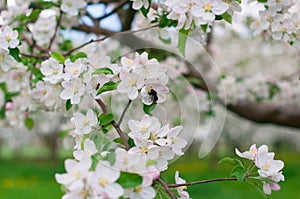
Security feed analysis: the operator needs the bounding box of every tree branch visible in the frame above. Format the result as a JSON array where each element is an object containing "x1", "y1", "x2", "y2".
[
  {"x1": 168, "y1": 177, "x2": 237, "y2": 188},
  {"x1": 156, "y1": 178, "x2": 177, "y2": 199},
  {"x1": 48, "y1": 11, "x2": 63, "y2": 50},
  {"x1": 95, "y1": 98, "x2": 130, "y2": 150},
  {"x1": 118, "y1": 100, "x2": 132, "y2": 126},
  {"x1": 98, "y1": 0, "x2": 129, "y2": 21}
]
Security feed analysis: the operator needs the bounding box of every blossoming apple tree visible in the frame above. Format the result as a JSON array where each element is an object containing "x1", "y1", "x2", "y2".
[{"x1": 0, "y1": 0, "x2": 297, "y2": 198}]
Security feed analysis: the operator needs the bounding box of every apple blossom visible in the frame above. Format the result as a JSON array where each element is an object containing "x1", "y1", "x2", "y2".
[
  {"x1": 175, "y1": 171, "x2": 190, "y2": 199},
  {"x1": 41, "y1": 58, "x2": 64, "y2": 84},
  {"x1": 0, "y1": 26, "x2": 19, "y2": 48},
  {"x1": 61, "y1": 0, "x2": 87, "y2": 17},
  {"x1": 131, "y1": 0, "x2": 150, "y2": 10},
  {"x1": 87, "y1": 162, "x2": 124, "y2": 199},
  {"x1": 60, "y1": 78, "x2": 85, "y2": 104},
  {"x1": 0, "y1": 48, "x2": 14, "y2": 72},
  {"x1": 70, "y1": 109, "x2": 98, "y2": 135}
]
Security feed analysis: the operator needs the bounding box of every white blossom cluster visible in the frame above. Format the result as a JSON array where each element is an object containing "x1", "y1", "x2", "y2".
[
  {"x1": 131, "y1": 0, "x2": 242, "y2": 31},
  {"x1": 250, "y1": 0, "x2": 300, "y2": 49},
  {"x1": 0, "y1": 26, "x2": 18, "y2": 72},
  {"x1": 117, "y1": 52, "x2": 169, "y2": 105},
  {"x1": 218, "y1": 74, "x2": 300, "y2": 107},
  {"x1": 236, "y1": 144, "x2": 285, "y2": 195},
  {"x1": 56, "y1": 112, "x2": 188, "y2": 199}
]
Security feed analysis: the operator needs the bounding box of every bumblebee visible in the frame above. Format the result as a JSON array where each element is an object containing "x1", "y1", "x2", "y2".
[{"x1": 148, "y1": 89, "x2": 158, "y2": 102}]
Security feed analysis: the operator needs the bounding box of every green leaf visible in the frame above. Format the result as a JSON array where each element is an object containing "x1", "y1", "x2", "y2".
[
  {"x1": 117, "y1": 172, "x2": 143, "y2": 188},
  {"x1": 70, "y1": 52, "x2": 87, "y2": 62},
  {"x1": 92, "y1": 68, "x2": 114, "y2": 75},
  {"x1": 28, "y1": 9, "x2": 41, "y2": 21},
  {"x1": 219, "y1": 157, "x2": 244, "y2": 167},
  {"x1": 128, "y1": 137, "x2": 135, "y2": 148},
  {"x1": 177, "y1": 28, "x2": 189, "y2": 57},
  {"x1": 201, "y1": 24, "x2": 208, "y2": 33},
  {"x1": 221, "y1": 12, "x2": 232, "y2": 24},
  {"x1": 231, "y1": 165, "x2": 247, "y2": 182},
  {"x1": 143, "y1": 103, "x2": 156, "y2": 115},
  {"x1": 140, "y1": 0, "x2": 151, "y2": 18},
  {"x1": 24, "y1": 117, "x2": 34, "y2": 131},
  {"x1": 50, "y1": 51, "x2": 65, "y2": 64},
  {"x1": 9, "y1": 48, "x2": 21, "y2": 62},
  {"x1": 99, "y1": 113, "x2": 114, "y2": 126},
  {"x1": 66, "y1": 99, "x2": 72, "y2": 111},
  {"x1": 96, "y1": 81, "x2": 119, "y2": 95}
]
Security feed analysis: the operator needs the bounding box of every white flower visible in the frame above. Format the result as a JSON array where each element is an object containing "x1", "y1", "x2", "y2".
[
  {"x1": 63, "y1": 58, "x2": 86, "y2": 81},
  {"x1": 55, "y1": 155, "x2": 91, "y2": 191},
  {"x1": 114, "y1": 148, "x2": 147, "y2": 173},
  {"x1": 128, "y1": 114, "x2": 161, "y2": 140},
  {"x1": 235, "y1": 144, "x2": 258, "y2": 160},
  {"x1": 175, "y1": 171, "x2": 190, "y2": 199},
  {"x1": 41, "y1": 58, "x2": 64, "y2": 84},
  {"x1": 166, "y1": 126, "x2": 187, "y2": 155},
  {"x1": 61, "y1": 0, "x2": 87, "y2": 17},
  {"x1": 124, "y1": 185, "x2": 156, "y2": 199},
  {"x1": 263, "y1": 182, "x2": 281, "y2": 195},
  {"x1": 0, "y1": 48, "x2": 15, "y2": 72},
  {"x1": 117, "y1": 72, "x2": 144, "y2": 100},
  {"x1": 148, "y1": 146, "x2": 175, "y2": 171},
  {"x1": 60, "y1": 78, "x2": 85, "y2": 104},
  {"x1": 140, "y1": 83, "x2": 169, "y2": 105},
  {"x1": 71, "y1": 109, "x2": 98, "y2": 135},
  {"x1": 0, "y1": 26, "x2": 19, "y2": 48},
  {"x1": 83, "y1": 139, "x2": 98, "y2": 156},
  {"x1": 32, "y1": 81, "x2": 56, "y2": 108},
  {"x1": 191, "y1": 0, "x2": 229, "y2": 24},
  {"x1": 87, "y1": 161, "x2": 123, "y2": 198},
  {"x1": 131, "y1": 0, "x2": 150, "y2": 10}
]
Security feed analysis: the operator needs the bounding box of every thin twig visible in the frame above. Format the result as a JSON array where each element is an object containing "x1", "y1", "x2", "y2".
[
  {"x1": 21, "y1": 33, "x2": 49, "y2": 53},
  {"x1": 167, "y1": 177, "x2": 238, "y2": 188},
  {"x1": 48, "y1": 11, "x2": 63, "y2": 50},
  {"x1": 98, "y1": 0, "x2": 129, "y2": 20},
  {"x1": 118, "y1": 100, "x2": 132, "y2": 126},
  {"x1": 20, "y1": 53, "x2": 49, "y2": 60},
  {"x1": 64, "y1": 23, "x2": 159, "y2": 56},
  {"x1": 157, "y1": 178, "x2": 177, "y2": 199},
  {"x1": 95, "y1": 98, "x2": 130, "y2": 150}
]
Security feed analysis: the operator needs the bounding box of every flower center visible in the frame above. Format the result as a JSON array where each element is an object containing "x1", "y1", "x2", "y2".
[
  {"x1": 204, "y1": 4, "x2": 212, "y2": 12},
  {"x1": 0, "y1": 54, "x2": 4, "y2": 61},
  {"x1": 6, "y1": 35, "x2": 11, "y2": 42},
  {"x1": 128, "y1": 78, "x2": 137, "y2": 87},
  {"x1": 99, "y1": 178, "x2": 108, "y2": 187},
  {"x1": 140, "y1": 147, "x2": 148, "y2": 154},
  {"x1": 134, "y1": 186, "x2": 143, "y2": 193}
]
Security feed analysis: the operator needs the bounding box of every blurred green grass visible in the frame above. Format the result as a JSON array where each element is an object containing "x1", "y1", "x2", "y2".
[{"x1": 0, "y1": 151, "x2": 299, "y2": 199}]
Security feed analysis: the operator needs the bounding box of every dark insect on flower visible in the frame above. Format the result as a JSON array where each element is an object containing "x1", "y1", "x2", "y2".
[{"x1": 148, "y1": 89, "x2": 158, "y2": 102}]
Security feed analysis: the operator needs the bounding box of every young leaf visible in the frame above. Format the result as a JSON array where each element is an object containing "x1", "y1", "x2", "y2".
[
  {"x1": 117, "y1": 172, "x2": 143, "y2": 188},
  {"x1": 221, "y1": 12, "x2": 232, "y2": 24},
  {"x1": 140, "y1": 0, "x2": 151, "y2": 17},
  {"x1": 99, "y1": 113, "x2": 115, "y2": 126},
  {"x1": 92, "y1": 68, "x2": 114, "y2": 75},
  {"x1": 50, "y1": 51, "x2": 65, "y2": 64},
  {"x1": 96, "y1": 81, "x2": 119, "y2": 95},
  {"x1": 231, "y1": 165, "x2": 247, "y2": 182},
  {"x1": 70, "y1": 52, "x2": 87, "y2": 62},
  {"x1": 219, "y1": 157, "x2": 244, "y2": 167},
  {"x1": 9, "y1": 48, "x2": 21, "y2": 62},
  {"x1": 178, "y1": 28, "x2": 189, "y2": 57},
  {"x1": 66, "y1": 99, "x2": 72, "y2": 111},
  {"x1": 143, "y1": 103, "x2": 156, "y2": 115},
  {"x1": 24, "y1": 117, "x2": 34, "y2": 131}
]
